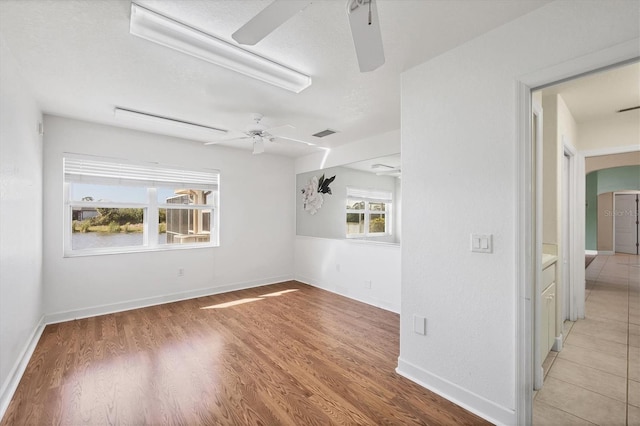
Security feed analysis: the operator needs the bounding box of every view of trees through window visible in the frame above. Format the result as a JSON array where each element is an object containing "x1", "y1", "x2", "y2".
[
  {"x1": 70, "y1": 188, "x2": 213, "y2": 251},
  {"x1": 346, "y1": 199, "x2": 387, "y2": 236}
]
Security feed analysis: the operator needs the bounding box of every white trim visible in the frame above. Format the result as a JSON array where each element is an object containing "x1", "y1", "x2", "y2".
[
  {"x1": 597, "y1": 250, "x2": 615, "y2": 256},
  {"x1": 575, "y1": 152, "x2": 586, "y2": 319},
  {"x1": 515, "y1": 40, "x2": 639, "y2": 425},
  {"x1": 585, "y1": 249, "x2": 598, "y2": 255},
  {"x1": 515, "y1": 80, "x2": 534, "y2": 425},
  {"x1": 563, "y1": 139, "x2": 581, "y2": 322},
  {"x1": 552, "y1": 335, "x2": 563, "y2": 352},
  {"x1": 0, "y1": 316, "x2": 46, "y2": 420},
  {"x1": 532, "y1": 99, "x2": 544, "y2": 391},
  {"x1": 295, "y1": 273, "x2": 400, "y2": 313},
  {"x1": 44, "y1": 275, "x2": 293, "y2": 325},
  {"x1": 396, "y1": 358, "x2": 514, "y2": 426}
]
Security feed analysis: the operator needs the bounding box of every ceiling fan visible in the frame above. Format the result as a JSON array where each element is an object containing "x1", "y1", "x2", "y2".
[
  {"x1": 204, "y1": 113, "x2": 315, "y2": 154},
  {"x1": 231, "y1": 0, "x2": 385, "y2": 72}
]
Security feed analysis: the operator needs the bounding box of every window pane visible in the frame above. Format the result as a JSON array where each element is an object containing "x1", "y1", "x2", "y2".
[
  {"x1": 347, "y1": 199, "x2": 365, "y2": 210},
  {"x1": 71, "y1": 207, "x2": 145, "y2": 250},
  {"x1": 370, "y1": 202, "x2": 386, "y2": 211},
  {"x1": 346, "y1": 212, "x2": 365, "y2": 234},
  {"x1": 369, "y1": 213, "x2": 386, "y2": 233},
  {"x1": 158, "y1": 188, "x2": 214, "y2": 205},
  {"x1": 70, "y1": 183, "x2": 147, "y2": 203},
  {"x1": 160, "y1": 208, "x2": 212, "y2": 245}
]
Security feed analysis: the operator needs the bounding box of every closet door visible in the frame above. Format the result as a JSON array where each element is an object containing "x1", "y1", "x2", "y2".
[{"x1": 615, "y1": 194, "x2": 639, "y2": 255}]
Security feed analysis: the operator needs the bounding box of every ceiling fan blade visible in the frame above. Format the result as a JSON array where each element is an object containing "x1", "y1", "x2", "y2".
[
  {"x1": 232, "y1": 0, "x2": 312, "y2": 45},
  {"x1": 347, "y1": 0, "x2": 385, "y2": 72},
  {"x1": 266, "y1": 124, "x2": 317, "y2": 146},
  {"x1": 203, "y1": 136, "x2": 249, "y2": 145}
]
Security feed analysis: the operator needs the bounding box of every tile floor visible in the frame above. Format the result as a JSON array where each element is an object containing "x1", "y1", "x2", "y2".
[{"x1": 534, "y1": 254, "x2": 640, "y2": 425}]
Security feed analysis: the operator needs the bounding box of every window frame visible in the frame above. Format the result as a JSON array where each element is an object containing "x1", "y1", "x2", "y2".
[
  {"x1": 63, "y1": 155, "x2": 219, "y2": 257},
  {"x1": 345, "y1": 187, "x2": 392, "y2": 239}
]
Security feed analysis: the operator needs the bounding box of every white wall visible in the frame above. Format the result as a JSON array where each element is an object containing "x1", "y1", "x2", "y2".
[
  {"x1": 578, "y1": 111, "x2": 640, "y2": 152},
  {"x1": 294, "y1": 236, "x2": 401, "y2": 313},
  {"x1": 294, "y1": 129, "x2": 402, "y2": 312},
  {"x1": 42, "y1": 116, "x2": 295, "y2": 320},
  {"x1": 399, "y1": 1, "x2": 639, "y2": 424},
  {"x1": 0, "y1": 37, "x2": 44, "y2": 415}
]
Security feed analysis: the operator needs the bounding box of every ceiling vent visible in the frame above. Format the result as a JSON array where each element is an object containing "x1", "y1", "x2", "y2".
[
  {"x1": 312, "y1": 129, "x2": 338, "y2": 138},
  {"x1": 618, "y1": 106, "x2": 640, "y2": 113}
]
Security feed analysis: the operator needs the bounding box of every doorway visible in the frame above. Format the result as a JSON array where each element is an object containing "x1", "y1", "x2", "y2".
[
  {"x1": 516, "y1": 51, "x2": 640, "y2": 424},
  {"x1": 614, "y1": 193, "x2": 640, "y2": 254}
]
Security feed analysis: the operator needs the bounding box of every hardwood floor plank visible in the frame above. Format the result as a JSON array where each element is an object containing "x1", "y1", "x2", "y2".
[{"x1": 1, "y1": 281, "x2": 489, "y2": 425}]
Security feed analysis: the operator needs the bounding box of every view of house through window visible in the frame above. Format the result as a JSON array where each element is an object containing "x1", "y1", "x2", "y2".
[
  {"x1": 346, "y1": 188, "x2": 392, "y2": 238},
  {"x1": 64, "y1": 156, "x2": 219, "y2": 255}
]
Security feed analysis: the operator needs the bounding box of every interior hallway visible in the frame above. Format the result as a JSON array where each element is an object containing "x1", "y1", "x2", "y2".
[{"x1": 534, "y1": 254, "x2": 640, "y2": 425}]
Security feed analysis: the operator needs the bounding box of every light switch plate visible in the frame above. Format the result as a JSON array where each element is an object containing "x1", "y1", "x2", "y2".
[{"x1": 471, "y1": 234, "x2": 493, "y2": 253}]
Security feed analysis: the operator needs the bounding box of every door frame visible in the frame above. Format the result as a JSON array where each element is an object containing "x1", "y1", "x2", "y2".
[
  {"x1": 514, "y1": 40, "x2": 639, "y2": 425},
  {"x1": 562, "y1": 140, "x2": 578, "y2": 323}
]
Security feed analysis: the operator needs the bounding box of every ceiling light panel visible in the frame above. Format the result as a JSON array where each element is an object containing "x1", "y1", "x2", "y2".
[
  {"x1": 114, "y1": 107, "x2": 228, "y2": 142},
  {"x1": 129, "y1": 3, "x2": 312, "y2": 93}
]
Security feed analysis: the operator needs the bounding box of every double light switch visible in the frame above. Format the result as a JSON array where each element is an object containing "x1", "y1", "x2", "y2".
[{"x1": 471, "y1": 234, "x2": 493, "y2": 253}]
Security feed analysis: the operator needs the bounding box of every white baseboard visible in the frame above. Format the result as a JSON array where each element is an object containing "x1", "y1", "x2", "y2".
[
  {"x1": 396, "y1": 357, "x2": 514, "y2": 426},
  {"x1": 553, "y1": 335, "x2": 563, "y2": 352},
  {"x1": 0, "y1": 316, "x2": 45, "y2": 420},
  {"x1": 598, "y1": 250, "x2": 615, "y2": 256},
  {"x1": 44, "y1": 275, "x2": 294, "y2": 324},
  {"x1": 585, "y1": 250, "x2": 598, "y2": 255},
  {"x1": 294, "y1": 274, "x2": 400, "y2": 313}
]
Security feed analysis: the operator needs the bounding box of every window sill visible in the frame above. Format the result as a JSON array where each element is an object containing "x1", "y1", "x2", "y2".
[{"x1": 64, "y1": 243, "x2": 218, "y2": 258}]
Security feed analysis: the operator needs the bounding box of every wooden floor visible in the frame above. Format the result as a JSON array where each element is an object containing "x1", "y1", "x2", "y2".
[{"x1": 2, "y1": 281, "x2": 488, "y2": 425}]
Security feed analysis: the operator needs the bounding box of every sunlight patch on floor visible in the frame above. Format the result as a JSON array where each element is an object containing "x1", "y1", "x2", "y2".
[{"x1": 200, "y1": 289, "x2": 299, "y2": 309}]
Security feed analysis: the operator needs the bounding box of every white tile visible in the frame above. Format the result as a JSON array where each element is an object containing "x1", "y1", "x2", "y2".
[
  {"x1": 547, "y1": 358, "x2": 627, "y2": 402},
  {"x1": 571, "y1": 317, "x2": 628, "y2": 345},
  {"x1": 536, "y1": 377, "x2": 626, "y2": 425},
  {"x1": 563, "y1": 332, "x2": 628, "y2": 358},
  {"x1": 629, "y1": 380, "x2": 640, "y2": 408},
  {"x1": 629, "y1": 404, "x2": 640, "y2": 426},
  {"x1": 533, "y1": 400, "x2": 595, "y2": 425},
  {"x1": 557, "y1": 344, "x2": 627, "y2": 378}
]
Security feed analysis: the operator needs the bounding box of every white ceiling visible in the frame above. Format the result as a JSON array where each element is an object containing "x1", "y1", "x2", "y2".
[
  {"x1": 0, "y1": 0, "x2": 551, "y2": 157},
  {"x1": 343, "y1": 153, "x2": 401, "y2": 174},
  {"x1": 540, "y1": 61, "x2": 640, "y2": 123}
]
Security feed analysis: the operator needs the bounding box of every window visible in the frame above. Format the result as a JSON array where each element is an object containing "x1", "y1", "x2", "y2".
[
  {"x1": 346, "y1": 187, "x2": 392, "y2": 238},
  {"x1": 64, "y1": 155, "x2": 219, "y2": 256}
]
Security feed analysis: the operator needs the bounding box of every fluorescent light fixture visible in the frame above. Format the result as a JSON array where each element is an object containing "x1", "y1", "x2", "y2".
[
  {"x1": 114, "y1": 107, "x2": 228, "y2": 139},
  {"x1": 129, "y1": 3, "x2": 312, "y2": 93}
]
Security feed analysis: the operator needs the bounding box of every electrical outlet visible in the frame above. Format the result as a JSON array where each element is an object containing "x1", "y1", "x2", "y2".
[{"x1": 177, "y1": 268, "x2": 184, "y2": 277}]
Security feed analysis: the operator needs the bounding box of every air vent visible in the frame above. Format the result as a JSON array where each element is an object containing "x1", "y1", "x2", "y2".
[
  {"x1": 312, "y1": 129, "x2": 338, "y2": 138},
  {"x1": 618, "y1": 106, "x2": 640, "y2": 113}
]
